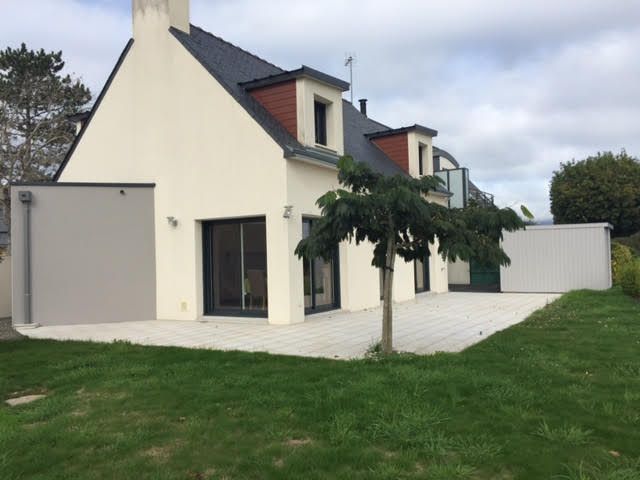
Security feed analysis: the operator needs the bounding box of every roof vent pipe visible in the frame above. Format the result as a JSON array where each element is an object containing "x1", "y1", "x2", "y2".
[{"x1": 358, "y1": 98, "x2": 367, "y2": 116}]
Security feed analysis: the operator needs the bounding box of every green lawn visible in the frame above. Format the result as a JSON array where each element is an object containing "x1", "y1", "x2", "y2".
[{"x1": 1, "y1": 289, "x2": 639, "y2": 480}]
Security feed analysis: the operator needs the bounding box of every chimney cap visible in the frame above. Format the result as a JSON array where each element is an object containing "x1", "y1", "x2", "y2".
[{"x1": 358, "y1": 98, "x2": 368, "y2": 116}]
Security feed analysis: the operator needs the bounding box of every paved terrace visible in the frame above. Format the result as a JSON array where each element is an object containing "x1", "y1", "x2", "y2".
[{"x1": 18, "y1": 292, "x2": 559, "y2": 359}]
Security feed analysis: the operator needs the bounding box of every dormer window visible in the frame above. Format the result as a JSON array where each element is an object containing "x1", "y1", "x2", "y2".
[
  {"x1": 242, "y1": 66, "x2": 348, "y2": 154},
  {"x1": 366, "y1": 125, "x2": 437, "y2": 177},
  {"x1": 314, "y1": 100, "x2": 328, "y2": 146}
]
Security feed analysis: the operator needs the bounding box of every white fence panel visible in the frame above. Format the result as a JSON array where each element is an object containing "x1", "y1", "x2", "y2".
[{"x1": 500, "y1": 223, "x2": 612, "y2": 293}]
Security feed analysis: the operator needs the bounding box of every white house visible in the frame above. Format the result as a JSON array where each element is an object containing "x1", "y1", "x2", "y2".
[{"x1": 11, "y1": 0, "x2": 471, "y2": 327}]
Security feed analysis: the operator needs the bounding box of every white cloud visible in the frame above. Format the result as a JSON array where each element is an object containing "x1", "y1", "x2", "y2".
[
  {"x1": 2, "y1": 0, "x2": 129, "y2": 91},
  {"x1": 3, "y1": 0, "x2": 639, "y2": 220}
]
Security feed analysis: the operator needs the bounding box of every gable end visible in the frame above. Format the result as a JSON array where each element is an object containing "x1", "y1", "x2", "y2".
[{"x1": 54, "y1": 39, "x2": 135, "y2": 181}]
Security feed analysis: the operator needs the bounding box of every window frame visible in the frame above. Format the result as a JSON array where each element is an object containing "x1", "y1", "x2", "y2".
[
  {"x1": 202, "y1": 216, "x2": 268, "y2": 318},
  {"x1": 414, "y1": 255, "x2": 430, "y2": 293},
  {"x1": 314, "y1": 100, "x2": 328, "y2": 146},
  {"x1": 302, "y1": 217, "x2": 341, "y2": 314}
]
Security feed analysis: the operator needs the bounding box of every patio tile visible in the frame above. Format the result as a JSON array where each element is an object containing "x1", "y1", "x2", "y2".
[{"x1": 18, "y1": 292, "x2": 559, "y2": 359}]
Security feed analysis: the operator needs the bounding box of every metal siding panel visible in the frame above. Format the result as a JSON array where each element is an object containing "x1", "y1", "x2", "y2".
[{"x1": 500, "y1": 224, "x2": 611, "y2": 293}]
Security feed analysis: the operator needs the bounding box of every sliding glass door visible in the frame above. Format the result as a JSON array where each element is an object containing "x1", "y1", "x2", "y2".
[
  {"x1": 302, "y1": 218, "x2": 340, "y2": 313},
  {"x1": 203, "y1": 218, "x2": 267, "y2": 317},
  {"x1": 415, "y1": 255, "x2": 430, "y2": 293}
]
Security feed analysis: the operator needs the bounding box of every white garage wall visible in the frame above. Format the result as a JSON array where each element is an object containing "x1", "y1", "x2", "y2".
[{"x1": 500, "y1": 223, "x2": 612, "y2": 293}]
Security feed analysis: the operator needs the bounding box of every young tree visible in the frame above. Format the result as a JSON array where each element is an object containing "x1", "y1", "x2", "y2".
[
  {"x1": 295, "y1": 156, "x2": 524, "y2": 354},
  {"x1": 550, "y1": 150, "x2": 640, "y2": 237},
  {"x1": 0, "y1": 43, "x2": 91, "y2": 242}
]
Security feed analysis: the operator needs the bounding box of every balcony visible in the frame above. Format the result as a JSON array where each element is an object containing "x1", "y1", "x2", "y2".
[
  {"x1": 468, "y1": 183, "x2": 494, "y2": 208},
  {"x1": 434, "y1": 168, "x2": 494, "y2": 209}
]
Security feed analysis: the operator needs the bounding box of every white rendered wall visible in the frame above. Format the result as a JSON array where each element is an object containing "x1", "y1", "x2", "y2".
[
  {"x1": 296, "y1": 78, "x2": 344, "y2": 154},
  {"x1": 59, "y1": 15, "x2": 290, "y2": 322},
  {"x1": 408, "y1": 131, "x2": 434, "y2": 177}
]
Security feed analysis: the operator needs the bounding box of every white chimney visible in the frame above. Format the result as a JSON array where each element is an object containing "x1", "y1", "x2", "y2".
[{"x1": 133, "y1": 0, "x2": 190, "y2": 39}]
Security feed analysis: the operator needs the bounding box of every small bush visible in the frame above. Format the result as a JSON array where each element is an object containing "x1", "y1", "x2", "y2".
[
  {"x1": 611, "y1": 242, "x2": 635, "y2": 285},
  {"x1": 615, "y1": 231, "x2": 640, "y2": 255},
  {"x1": 619, "y1": 259, "x2": 640, "y2": 299}
]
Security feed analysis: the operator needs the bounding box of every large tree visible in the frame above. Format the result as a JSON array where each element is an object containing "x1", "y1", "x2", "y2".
[
  {"x1": 0, "y1": 43, "x2": 91, "y2": 243},
  {"x1": 550, "y1": 150, "x2": 640, "y2": 237},
  {"x1": 295, "y1": 156, "x2": 524, "y2": 354}
]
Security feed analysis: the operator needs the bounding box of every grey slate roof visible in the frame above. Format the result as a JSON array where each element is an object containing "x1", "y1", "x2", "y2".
[
  {"x1": 342, "y1": 100, "x2": 406, "y2": 176},
  {"x1": 171, "y1": 24, "x2": 425, "y2": 178}
]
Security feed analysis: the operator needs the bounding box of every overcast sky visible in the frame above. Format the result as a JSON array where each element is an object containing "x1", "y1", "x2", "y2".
[{"x1": 3, "y1": 0, "x2": 639, "y2": 219}]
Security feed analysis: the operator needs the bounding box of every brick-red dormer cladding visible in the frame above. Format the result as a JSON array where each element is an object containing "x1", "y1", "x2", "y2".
[
  {"x1": 248, "y1": 80, "x2": 297, "y2": 139},
  {"x1": 371, "y1": 133, "x2": 409, "y2": 172}
]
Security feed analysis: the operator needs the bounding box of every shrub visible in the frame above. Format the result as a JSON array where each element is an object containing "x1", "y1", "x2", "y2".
[
  {"x1": 611, "y1": 242, "x2": 635, "y2": 285},
  {"x1": 616, "y1": 231, "x2": 640, "y2": 256},
  {"x1": 619, "y1": 259, "x2": 640, "y2": 299}
]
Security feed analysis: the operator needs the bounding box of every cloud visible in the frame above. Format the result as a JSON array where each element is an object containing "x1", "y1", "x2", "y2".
[
  {"x1": 2, "y1": 0, "x2": 129, "y2": 91},
  {"x1": 3, "y1": 0, "x2": 639, "y2": 219}
]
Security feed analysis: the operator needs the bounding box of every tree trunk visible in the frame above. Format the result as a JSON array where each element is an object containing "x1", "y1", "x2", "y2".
[{"x1": 381, "y1": 235, "x2": 397, "y2": 354}]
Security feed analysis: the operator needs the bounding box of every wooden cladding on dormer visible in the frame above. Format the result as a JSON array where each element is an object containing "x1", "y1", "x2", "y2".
[
  {"x1": 248, "y1": 80, "x2": 297, "y2": 139},
  {"x1": 371, "y1": 133, "x2": 409, "y2": 172}
]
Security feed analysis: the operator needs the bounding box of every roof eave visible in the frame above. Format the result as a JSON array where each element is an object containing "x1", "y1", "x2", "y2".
[
  {"x1": 365, "y1": 124, "x2": 438, "y2": 140},
  {"x1": 430, "y1": 189, "x2": 453, "y2": 198},
  {"x1": 283, "y1": 146, "x2": 340, "y2": 169},
  {"x1": 241, "y1": 65, "x2": 350, "y2": 92}
]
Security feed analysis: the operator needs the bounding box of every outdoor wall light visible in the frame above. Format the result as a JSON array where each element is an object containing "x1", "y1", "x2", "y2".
[
  {"x1": 167, "y1": 216, "x2": 178, "y2": 227},
  {"x1": 283, "y1": 205, "x2": 293, "y2": 219}
]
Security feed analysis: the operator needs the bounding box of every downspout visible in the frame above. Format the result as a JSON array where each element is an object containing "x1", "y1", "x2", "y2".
[{"x1": 18, "y1": 191, "x2": 33, "y2": 325}]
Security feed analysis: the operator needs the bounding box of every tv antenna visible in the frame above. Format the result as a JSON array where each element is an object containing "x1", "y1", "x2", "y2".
[{"x1": 344, "y1": 53, "x2": 356, "y2": 103}]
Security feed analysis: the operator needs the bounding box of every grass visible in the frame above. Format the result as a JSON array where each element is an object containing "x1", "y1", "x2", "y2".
[{"x1": 0, "y1": 289, "x2": 639, "y2": 479}]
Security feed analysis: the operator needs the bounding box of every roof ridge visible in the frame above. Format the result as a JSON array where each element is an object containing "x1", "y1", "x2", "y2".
[{"x1": 189, "y1": 24, "x2": 284, "y2": 73}]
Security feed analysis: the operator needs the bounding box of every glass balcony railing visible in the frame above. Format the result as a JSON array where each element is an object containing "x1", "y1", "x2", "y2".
[{"x1": 435, "y1": 168, "x2": 494, "y2": 209}]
